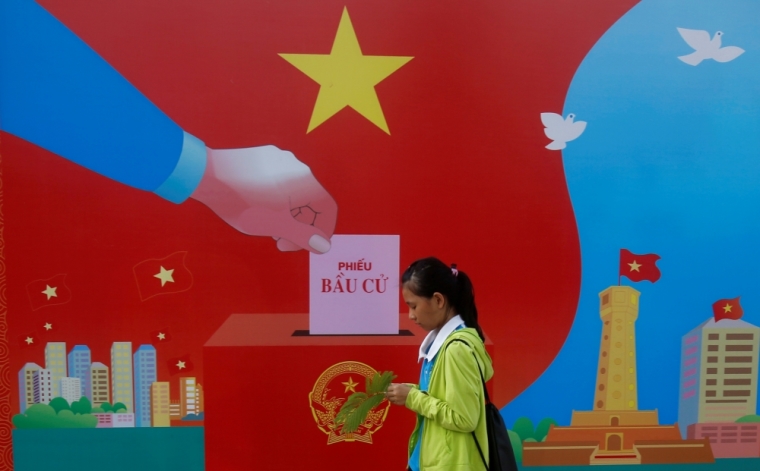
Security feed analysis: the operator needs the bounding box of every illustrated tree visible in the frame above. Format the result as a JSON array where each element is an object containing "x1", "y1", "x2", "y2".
[
  {"x1": 12, "y1": 403, "x2": 97, "y2": 429},
  {"x1": 737, "y1": 415, "x2": 760, "y2": 422},
  {"x1": 113, "y1": 402, "x2": 127, "y2": 413},
  {"x1": 534, "y1": 417, "x2": 558, "y2": 442},
  {"x1": 71, "y1": 396, "x2": 92, "y2": 415},
  {"x1": 512, "y1": 416, "x2": 535, "y2": 442},
  {"x1": 508, "y1": 430, "x2": 523, "y2": 463},
  {"x1": 49, "y1": 397, "x2": 71, "y2": 414}
]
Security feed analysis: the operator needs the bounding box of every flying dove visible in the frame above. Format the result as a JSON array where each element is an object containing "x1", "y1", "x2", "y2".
[
  {"x1": 541, "y1": 113, "x2": 586, "y2": 150},
  {"x1": 677, "y1": 28, "x2": 744, "y2": 66}
]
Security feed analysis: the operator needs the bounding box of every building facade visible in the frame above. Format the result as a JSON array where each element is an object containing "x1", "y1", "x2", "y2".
[
  {"x1": 44, "y1": 342, "x2": 66, "y2": 398},
  {"x1": 180, "y1": 377, "x2": 197, "y2": 417},
  {"x1": 678, "y1": 318, "x2": 759, "y2": 436},
  {"x1": 18, "y1": 363, "x2": 41, "y2": 413},
  {"x1": 67, "y1": 345, "x2": 92, "y2": 400},
  {"x1": 32, "y1": 369, "x2": 53, "y2": 405},
  {"x1": 133, "y1": 345, "x2": 157, "y2": 427},
  {"x1": 90, "y1": 362, "x2": 110, "y2": 407},
  {"x1": 151, "y1": 382, "x2": 171, "y2": 427},
  {"x1": 111, "y1": 342, "x2": 134, "y2": 412},
  {"x1": 60, "y1": 377, "x2": 82, "y2": 405}
]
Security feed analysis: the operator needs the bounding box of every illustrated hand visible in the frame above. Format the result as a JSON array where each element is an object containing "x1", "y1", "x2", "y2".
[
  {"x1": 191, "y1": 145, "x2": 337, "y2": 253},
  {"x1": 385, "y1": 383, "x2": 412, "y2": 406}
]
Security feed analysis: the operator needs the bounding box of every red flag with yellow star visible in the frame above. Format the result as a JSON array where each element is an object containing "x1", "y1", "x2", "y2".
[
  {"x1": 25, "y1": 274, "x2": 72, "y2": 310},
  {"x1": 167, "y1": 354, "x2": 194, "y2": 375},
  {"x1": 712, "y1": 297, "x2": 743, "y2": 322},
  {"x1": 619, "y1": 249, "x2": 661, "y2": 283},
  {"x1": 133, "y1": 252, "x2": 193, "y2": 301}
]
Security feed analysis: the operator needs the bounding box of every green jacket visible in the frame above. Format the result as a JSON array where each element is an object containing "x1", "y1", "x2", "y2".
[{"x1": 405, "y1": 328, "x2": 494, "y2": 471}]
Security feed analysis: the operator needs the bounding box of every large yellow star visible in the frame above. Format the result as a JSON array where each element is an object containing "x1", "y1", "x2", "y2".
[
  {"x1": 280, "y1": 7, "x2": 413, "y2": 134},
  {"x1": 628, "y1": 261, "x2": 642, "y2": 272},
  {"x1": 723, "y1": 303, "x2": 733, "y2": 313},
  {"x1": 154, "y1": 266, "x2": 175, "y2": 287},
  {"x1": 342, "y1": 376, "x2": 359, "y2": 393},
  {"x1": 42, "y1": 285, "x2": 58, "y2": 300}
]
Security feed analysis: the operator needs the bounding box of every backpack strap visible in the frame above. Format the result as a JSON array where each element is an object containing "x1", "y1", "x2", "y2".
[{"x1": 445, "y1": 338, "x2": 490, "y2": 471}]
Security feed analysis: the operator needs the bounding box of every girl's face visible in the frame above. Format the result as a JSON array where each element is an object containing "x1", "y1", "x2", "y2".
[{"x1": 402, "y1": 284, "x2": 449, "y2": 332}]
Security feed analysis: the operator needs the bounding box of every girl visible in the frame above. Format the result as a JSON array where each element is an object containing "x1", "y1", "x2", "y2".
[{"x1": 386, "y1": 257, "x2": 493, "y2": 471}]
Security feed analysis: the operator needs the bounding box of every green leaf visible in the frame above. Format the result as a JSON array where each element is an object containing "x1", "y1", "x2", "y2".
[
  {"x1": 340, "y1": 394, "x2": 385, "y2": 433},
  {"x1": 333, "y1": 370, "x2": 396, "y2": 433}
]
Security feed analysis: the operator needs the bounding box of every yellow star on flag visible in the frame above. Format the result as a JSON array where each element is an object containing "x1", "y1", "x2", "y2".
[
  {"x1": 342, "y1": 376, "x2": 359, "y2": 393},
  {"x1": 154, "y1": 266, "x2": 175, "y2": 287},
  {"x1": 723, "y1": 303, "x2": 733, "y2": 313},
  {"x1": 25, "y1": 336, "x2": 34, "y2": 345},
  {"x1": 280, "y1": 7, "x2": 413, "y2": 134},
  {"x1": 628, "y1": 260, "x2": 642, "y2": 272},
  {"x1": 42, "y1": 285, "x2": 58, "y2": 300},
  {"x1": 157, "y1": 332, "x2": 166, "y2": 340},
  {"x1": 176, "y1": 360, "x2": 186, "y2": 370},
  {"x1": 44, "y1": 323, "x2": 53, "y2": 331}
]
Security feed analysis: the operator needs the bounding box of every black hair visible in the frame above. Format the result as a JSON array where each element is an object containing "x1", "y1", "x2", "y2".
[{"x1": 401, "y1": 257, "x2": 485, "y2": 341}]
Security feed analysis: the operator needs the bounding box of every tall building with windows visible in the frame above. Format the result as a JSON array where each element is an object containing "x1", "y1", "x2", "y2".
[
  {"x1": 180, "y1": 377, "x2": 197, "y2": 417},
  {"x1": 133, "y1": 345, "x2": 157, "y2": 427},
  {"x1": 678, "y1": 317, "x2": 759, "y2": 436},
  {"x1": 60, "y1": 377, "x2": 82, "y2": 405},
  {"x1": 111, "y1": 342, "x2": 134, "y2": 412},
  {"x1": 67, "y1": 345, "x2": 92, "y2": 400},
  {"x1": 44, "y1": 342, "x2": 66, "y2": 398},
  {"x1": 32, "y1": 369, "x2": 53, "y2": 405},
  {"x1": 195, "y1": 383, "x2": 204, "y2": 415},
  {"x1": 90, "y1": 362, "x2": 110, "y2": 407},
  {"x1": 151, "y1": 382, "x2": 171, "y2": 427},
  {"x1": 18, "y1": 363, "x2": 42, "y2": 412}
]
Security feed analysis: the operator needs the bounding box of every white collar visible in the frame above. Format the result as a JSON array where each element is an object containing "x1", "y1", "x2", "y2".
[{"x1": 418, "y1": 315, "x2": 465, "y2": 362}]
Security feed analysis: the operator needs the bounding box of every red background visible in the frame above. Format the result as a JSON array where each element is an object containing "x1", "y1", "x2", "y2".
[{"x1": 5, "y1": 0, "x2": 638, "y2": 411}]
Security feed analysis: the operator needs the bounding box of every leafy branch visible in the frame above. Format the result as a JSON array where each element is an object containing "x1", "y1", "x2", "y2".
[{"x1": 334, "y1": 371, "x2": 396, "y2": 433}]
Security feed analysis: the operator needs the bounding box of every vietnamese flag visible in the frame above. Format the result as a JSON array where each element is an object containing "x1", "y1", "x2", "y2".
[
  {"x1": 25, "y1": 274, "x2": 72, "y2": 310},
  {"x1": 133, "y1": 251, "x2": 193, "y2": 301},
  {"x1": 167, "y1": 354, "x2": 194, "y2": 375},
  {"x1": 619, "y1": 249, "x2": 661, "y2": 283},
  {"x1": 712, "y1": 297, "x2": 743, "y2": 322}
]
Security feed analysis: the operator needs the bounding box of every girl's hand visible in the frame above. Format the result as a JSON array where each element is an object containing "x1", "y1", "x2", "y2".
[{"x1": 385, "y1": 383, "x2": 412, "y2": 406}]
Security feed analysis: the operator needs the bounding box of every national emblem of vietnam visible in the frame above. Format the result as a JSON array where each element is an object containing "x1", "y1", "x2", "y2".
[{"x1": 309, "y1": 361, "x2": 391, "y2": 444}]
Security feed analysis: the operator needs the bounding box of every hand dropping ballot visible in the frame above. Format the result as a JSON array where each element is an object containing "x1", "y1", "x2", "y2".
[{"x1": 310, "y1": 235, "x2": 400, "y2": 334}]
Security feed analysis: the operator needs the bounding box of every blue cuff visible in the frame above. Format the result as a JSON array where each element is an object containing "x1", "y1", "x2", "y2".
[{"x1": 153, "y1": 132, "x2": 207, "y2": 203}]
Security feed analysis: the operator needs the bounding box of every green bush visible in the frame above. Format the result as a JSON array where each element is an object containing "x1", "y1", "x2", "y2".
[{"x1": 12, "y1": 404, "x2": 97, "y2": 429}]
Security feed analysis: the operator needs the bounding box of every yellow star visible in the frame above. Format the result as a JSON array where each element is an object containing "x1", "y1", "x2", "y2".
[
  {"x1": 43, "y1": 323, "x2": 53, "y2": 331},
  {"x1": 723, "y1": 303, "x2": 732, "y2": 313},
  {"x1": 628, "y1": 261, "x2": 642, "y2": 272},
  {"x1": 280, "y1": 7, "x2": 413, "y2": 134},
  {"x1": 176, "y1": 360, "x2": 186, "y2": 370},
  {"x1": 154, "y1": 266, "x2": 175, "y2": 287},
  {"x1": 25, "y1": 336, "x2": 34, "y2": 345},
  {"x1": 342, "y1": 376, "x2": 359, "y2": 393},
  {"x1": 42, "y1": 285, "x2": 58, "y2": 300},
  {"x1": 157, "y1": 332, "x2": 166, "y2": 340}
]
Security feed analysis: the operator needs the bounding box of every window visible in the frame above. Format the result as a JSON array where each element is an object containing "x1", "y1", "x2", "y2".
[
  {"x1": 726, "y1": 334, "x2": 754, "y2": 340},
  {"x1": 726, "y1": 356, "x2": 752, "y2": 363},
  {"x1": 708, "y1": 333, "x2": 719, "y2": 340},
  {"x1": 726, "y1": 345, "x2": 753, "y2": 351},
  {"x1": 707, "y1": 357, "x2": 718, "y2": 363}
]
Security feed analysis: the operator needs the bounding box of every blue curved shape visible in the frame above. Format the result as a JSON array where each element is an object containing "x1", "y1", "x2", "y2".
[{"x1": 502, "y1": 0, "x2": 760, "y2": 428}]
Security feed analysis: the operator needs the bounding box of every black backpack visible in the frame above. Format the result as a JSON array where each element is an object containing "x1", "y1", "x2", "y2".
[{"x1": 449, "y1": 339, "x2": 519, "y2": 471}]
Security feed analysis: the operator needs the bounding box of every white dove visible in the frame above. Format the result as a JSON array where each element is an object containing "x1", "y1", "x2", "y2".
[
  {"x1": 541, "y1": 113, "x2": 586, "y2": 150},
  {"x1": 677, "y1": 28, "x2": 744, "y2": 66}
]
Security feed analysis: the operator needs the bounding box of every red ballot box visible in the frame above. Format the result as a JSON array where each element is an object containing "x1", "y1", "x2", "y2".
[{"x1": 203, "y1": 314, "x2": 493, "y2": 471}]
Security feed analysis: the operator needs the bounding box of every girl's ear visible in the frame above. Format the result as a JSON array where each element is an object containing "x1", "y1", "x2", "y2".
[{"x1": 432, "y1": 292, "x2": 446, "y2": 309}]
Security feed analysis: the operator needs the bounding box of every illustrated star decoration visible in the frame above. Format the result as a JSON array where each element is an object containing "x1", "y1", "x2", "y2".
[
  {"x1": 43, "y1": 323, "x2": 53, "y2": 331},
  {"x1": 723, "y1": 303, "x2": 733, "y2": 313},
  {"x1": 279, "y1": 7, "x2": 413, "y2": 134},
  {"x1": 628, "y1": 261, "x2": 642, "y2": 272},
  {"x1": 154, "y1": 266, "x2": 175, "y2": 287},
  {"x1": 342, "y1": 376, "x2": 359, "y2": 393},
  {"x1": 42, "y1": 285, "x2": 58, "y2": 300},
  {"x1": 25, "y1": 336, "x2": 34, "y2": 345},
  {"x1": 157, "y1": 332, "x2": 166, "y2": 340},
  {"x1": 176, "y1": 360, "x2": 186, "y2": 370}
]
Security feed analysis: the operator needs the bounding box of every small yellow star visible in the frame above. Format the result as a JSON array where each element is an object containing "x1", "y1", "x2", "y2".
[
  {"x1": 280, "y1": 7, "x2": 412, "y2": 134},
  {"x1": 723, "y1": 303, "x2": 733, "y2": 313},
  {"x1": 628, "y1": 261, "x2": 642, "y2": 272},
  {"x1": 342, "y1": 376, "x2": 359, "y2": 393},
  {"x1": 25, "y1": 336, "x2": 34, "y2": 345},
  {"x1": 157, "y1": 332, "x2": 166, "y2": 340},
  {"x1": 42, "y1": 285, "x2": 58, "y2": 300},
  {"x1": 154, "y1": 266, "x2": 175, "y2": 287},
  {"x1": 43, "y1": 323, "x2": 53, "y2": 331},
  {"x1": 176, "y1": 360, "x2": 186, "y2": 370}
]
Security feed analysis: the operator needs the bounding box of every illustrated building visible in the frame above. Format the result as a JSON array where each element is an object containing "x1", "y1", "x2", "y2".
[
  {"x1": 44, "y1": 342, "x2": 66, "y2": 398},
  {"x1": 169, "y1": 400, "x2": 181, "y2": 419},
  {"x1": 133, "y1": 345, "x2": 157, "y2": 427},
  {"x1": 111, "y1": 342, "x2": 134, "y2": 412},
  {"x1": 688, "y1": 422, "x2": 760, "y2": 458},
  {"x1": 18, "y1": 363, "x2": 42, "y2": 413},
  {"x1": 90, "y1": 362, "x2": 110, "y2": 407},
  {"x1": 523, "y1": 286, "x2": 713, "y2": 466},
  {"x1": 195, "y1": 383, "x2": 204, "y2": 415},
  {"x1": 678, "y1": 317, "x2": 759, "y2": 435},
  {"x1": 60, "y1": 377, "x2": 82, "y2": 405},
  {"x1": 94, "y1": 412, "x2": 135, "y2": 428},
  {"x1": 67, "y1": 345, "x2": 92, "y2": 400},
  {"x1": 151, "y1": 382, "x2": 171, "y2": 427},
  {"x1": 180, "y1": 377, "x2": 198, "y2": 417},
  {"x1": 32, "y1": 369, "x2": 53, "y2": 405}
]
